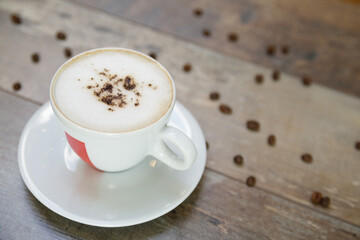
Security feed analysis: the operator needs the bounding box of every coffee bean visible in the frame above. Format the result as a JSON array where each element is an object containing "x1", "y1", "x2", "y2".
[
  {"x1": 56, "y1": 31, "x2": 67, "y2": 40},
  {"x1": 302, "y1": 76, "x2": 312, "y2": 86},
  {"x1": 255, "y1": 74, "x2": 263, "y2": 84},
  {"x1": 10, "y1": 14, "x2": 22, "y2": 24},
  {"x1": 206, "y1": 141, "x2": 209, "y2": 150},
  {"x1": 183, "y1": 63, "x2": 192, "y2": 72},
  {"x1": 355, "y1": 141, "x2": 360, "y2": 151},
  {"x1": 64, "y1": 47, "x2": 72, "y2": 58},
  {"x1": 202, "y1": 29, "x2": 211, "y2": 37},
  {"x1": 149, "y1": 52, "x2": 157, "y2": 59},
  {"x1": 31, "y1": 53, "x2": 40, "y2": 63},
  {"x1": 233, "y1": 155, "x2": 243, "y2": 165},
  {"x1": 246, "y1": 176, "x2": 256, "y2": 187},
  {"x1": 228, "y1": 32, "x2": 238, "y2": 42},
  {"x1": 301, "y1": 153, "x2": 313, "y2": 163},
  {"x1": 193, "y1": 8, "x2": 203, "y2": 17},
  {"x1": 219, "y1": 104, "x2": 232, "y2": 115},
  {"x1": 320, "y1": 197, "x2": 330, "y2": 208},
  {"x1": 266, "y1": 45, "x2": 276, "y2": 56},
  {"x1": 209, "y1": 92, "x2": 220, "y2": 101},
  {"x1": 12, "y1": 82, "x2": 21, "y2": 91},
  {"x1": 268, "y1": 135, "x2": 276, "y2": 146},
  {"x1": 272, "y1": 69, "x2": 280, "y2": 81},
  {"x1": 311, "y1": 191, "x2": 322, "y2": 204},
  {"x1": 281, "y1": 45, "x2": 290, "y2": 55},
  {"x1": 246, "y1": 120, "x2": 260, "y2": 132}
]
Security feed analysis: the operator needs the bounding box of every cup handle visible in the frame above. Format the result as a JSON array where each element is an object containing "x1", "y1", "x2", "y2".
[{"x1": 149, "y1": 126, "x2": 197, "y2": 170}]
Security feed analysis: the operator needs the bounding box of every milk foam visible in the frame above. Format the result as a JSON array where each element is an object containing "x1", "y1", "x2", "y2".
[{"x1": 53, "y1": 49, "x2": 173, "y2": 132}]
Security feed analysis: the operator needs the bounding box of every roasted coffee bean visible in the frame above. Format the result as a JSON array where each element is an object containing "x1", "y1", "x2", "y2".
[
  {"x1": 209, "y1": 92, "x2": 220, "y2": 100},
  {"x1": 268, "y1": 135, "x2": 276, "y2": 146},
  {"x1": 12, "y1": 82, "x2": 21, "y2": 91},
  {"x1": 64, "y1": 47, "x2": 72, "y2": 58},
  {"x1": 149, "y1": 52, "x2": 157, "y2": 59},
  {"x1": 246, "y1": 176, "x2": 256, "y2": 187},
  {"x1": 219, "y1": 104, "x2": 232, "y2": 114},
  {"x1": 56, "y1": 31, "x2": 67, "y2": 40},
  {"x1": 183, "y1": 63, "x2": 192, "y2": 72},
  {"x1": 228, "y1": 32, "x2": 238, "y2": 42},
  {"x1": 31, "y1": 53, "x2": 40, "y2": 63},
  {"x1": 267, "y1": 45, "x2": 276, "y2": 56},
  {"x1": 203, "y1": 29, "x2": 211, "y2": 37},
  {"x1": 255, "y1": 74, "x2": 263, "y2": 84},
  {"x1": 246, "y1": 120, "x2": 260, "y2": 131},
  {"x1": 311, "y1": 192, "x2": 322, "y2": 204},
  {"x1": 272, "y1": 69, "x2": 280, "y2": 81},
  {"x1": 281, "y1": 45, "x2": 290, "y2": 54},
  {"x1": 301, "y1": 153, "x2": 313, "y2": 163},
  {"x1": 193, "y1": 8, "x2": 203, "y2": 17},
  {"x1": 302, "y1": 76, "x2": 312, "y2": 86},
  {"x1": 320, "y1": 197, "x2": 330, "y2": 208},
  {"x1": 355, "y1": 141, "x2": 360, "y2": 151},
  {"x1": 10, "y1": 14, "x2": 22, "y2": 24},
  {"x1": 233, "y1": 155, "x2": 243, "y2": 165}
]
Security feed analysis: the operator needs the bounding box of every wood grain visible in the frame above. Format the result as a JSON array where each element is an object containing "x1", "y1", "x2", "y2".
[
  {"x1": 0, "y1": 0, "x2": 360, "y2": 230},
  {"x1": 72, "y1": 0, "x2": 360, "y2": 97},
  {"x1": 0, "y1": 91, "x2": 359, "y2": 239}
]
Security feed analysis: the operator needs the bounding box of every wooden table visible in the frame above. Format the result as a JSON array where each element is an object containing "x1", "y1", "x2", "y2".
[{"x1": 1, "y1": 0, "x2": 360, "y2": 239}]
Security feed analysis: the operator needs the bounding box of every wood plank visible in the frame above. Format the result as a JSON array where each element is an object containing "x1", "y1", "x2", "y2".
[
  {"x1": 0, "y1": 91, "x2": 359, "y2": 239},
  {"x1": 71, "y1": 0, "x2": 360, "y2": 98},
  {"x1": 0, "y1": 0, "x2": 360, "y2": 226}
]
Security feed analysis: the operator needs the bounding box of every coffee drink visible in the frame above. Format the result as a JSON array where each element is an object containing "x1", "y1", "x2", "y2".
[{"x1": 52, "y1": 49, "x2": 173, "y2": 132}]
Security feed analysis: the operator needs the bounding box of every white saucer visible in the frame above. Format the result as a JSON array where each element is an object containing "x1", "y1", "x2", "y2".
[{"x1": 18, "y1": 102, "x2": 206, "y2": 227}]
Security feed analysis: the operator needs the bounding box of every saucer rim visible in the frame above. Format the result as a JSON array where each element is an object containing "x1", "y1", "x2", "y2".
[{"x1": 18, "y1": 101, "x2": 206, "y2": 227}]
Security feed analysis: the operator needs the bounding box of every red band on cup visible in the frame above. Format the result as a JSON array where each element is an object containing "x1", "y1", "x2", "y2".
[{"x1": 65, "y1": 132, "x2": 98, "y2": 170}]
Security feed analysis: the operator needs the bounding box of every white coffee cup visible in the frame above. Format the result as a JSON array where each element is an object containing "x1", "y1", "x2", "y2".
[{"x1": 50, "y1": 48, "x2": 197, "y2": 172}]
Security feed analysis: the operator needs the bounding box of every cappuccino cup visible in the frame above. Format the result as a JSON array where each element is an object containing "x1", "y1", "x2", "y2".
[{"x1": 50, "y1": 48, "x2": 196, "y2": 172}]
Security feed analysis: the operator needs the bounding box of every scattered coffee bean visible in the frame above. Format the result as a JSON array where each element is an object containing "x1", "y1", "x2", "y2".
[
  {"x1": 233, "y1": 155, "x2": 243, "y2": 165},
  {"x1": 301, "y1": 153, "x2": 313, "y2": 163},
  {"x1": 272, "y1": 69, "x2": 280, "y2": 81},
  {"x1": 355, "y1": 141, "x2": 360, "y2": 151},
  {"x1": 266, "y1": 45, "x2": 276, "y2": 56},
  {"x1": 12, "y1": 82, "x2": 21, "y2": 91},
  {"x1": 246, "y1": 176, "x2": 256, "y2": 187},
  {"x1": 219, "y1": 104, "x2": 232, "y2": 115},
  {"x1": 206, "y1": 141, "x2": 209, "y2": 150},
  {"x1": 31, "y1": 53, "x2": 40, "y2": 63},
  {"x1": 320, "y1": 197, "x2": 330, "y2": 208},
  {"x1": 255, "y1": 74, "x2": 263, "y2": 84},
  {"x1": 268, "y1": 135, "x2": 276, "y2": 146},
  {"x1": 281, "y1": 45, "x2": 290, "y2": 55},
  {"x1": 193, "y1": 8, "x2": 203, "y2": 17},
  {"x1": 228, "y1": 32, "x2": 238, "y2": 42},
  {"x1": 202, "y1": 29, "x2": 211, "y2": 37},
  {"x1": 209, "y1": 92, "x2": 220, "y2": 101},
  {"x1": 302, "y1": 76, "x2": 312, "y2": 86},
  {"x1": 183, "y1": 63, "x2": 192, "y2": 72},
  {"x1": 64, "y1": 47, "x2": 72, "y2": 58},
  {"x1": 311, "y1": 192, "x2": 322, "y2": 204},
  {"x1": 149, "y1": 52, "x2": 157, "y2": 59},
  {"x1": 56, "y1": 31, "x2": 67, "y2": 40},
  {"x1": 246, "y1": 120, "x2": 260, "y2": 132},
  {"x1": 10, "y1": 14, "x2": 22, "y2": 24}
]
